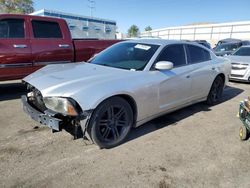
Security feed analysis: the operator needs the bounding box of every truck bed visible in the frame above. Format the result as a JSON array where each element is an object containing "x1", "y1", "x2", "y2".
[{"x1": 73, "y1": 39, "x2": 123, "y2": 62}]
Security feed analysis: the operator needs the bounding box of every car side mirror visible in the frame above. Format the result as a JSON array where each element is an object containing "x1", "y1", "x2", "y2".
[{"x1": 155, "y1": 61, "x2": 173, "y2": 70}]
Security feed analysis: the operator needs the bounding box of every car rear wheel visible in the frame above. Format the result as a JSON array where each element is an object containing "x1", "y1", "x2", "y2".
[
  {"x1": 88, "y1": 97, "x2": 133, "y2": 149},
  {"x1": 206, "y1": 76, "x2": 224, "y2": 105}
]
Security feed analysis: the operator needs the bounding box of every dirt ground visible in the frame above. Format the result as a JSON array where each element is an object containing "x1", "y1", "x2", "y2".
[{"x1": 0, "y1": 80, "x2": 250, "y2": 188}]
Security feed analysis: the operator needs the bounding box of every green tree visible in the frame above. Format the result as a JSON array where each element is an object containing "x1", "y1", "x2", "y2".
[
  {"x1": 145, "y1": 26, "x2": 152, "y2": 32},
  {"x1": 127, "y1": 25, "x2": 140, "y2": 38},
  {"x1": 0, "y1": 0, "x2": 34, "y2": 14}
]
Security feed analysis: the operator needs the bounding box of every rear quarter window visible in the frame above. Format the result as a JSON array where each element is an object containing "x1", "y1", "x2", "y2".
[
  {"x1": 32, "y1": 20, "x2": 62, "y2": 38},
  {"x1": 187, "y1": 45, "x2": 211, "y2": 64}
]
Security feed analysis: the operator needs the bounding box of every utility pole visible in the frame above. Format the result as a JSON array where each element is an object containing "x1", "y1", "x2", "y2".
[{"x1": 88, "y1": 0, "x2": 95, "y2": 17}]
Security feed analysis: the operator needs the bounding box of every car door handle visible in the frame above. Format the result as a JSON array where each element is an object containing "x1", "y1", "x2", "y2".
[
  {"x1": 59, "y1": 44, "x2": 70, "y2": 48},
  {"x1": 186, "y1": 75, "x2": 190, "y2": 78},
  {"x1": 212, "y1": 67, "x2": 215, "y2": 70},
  {"x1": 13, "y1": 44, "x2": 27, "y2": 48}
]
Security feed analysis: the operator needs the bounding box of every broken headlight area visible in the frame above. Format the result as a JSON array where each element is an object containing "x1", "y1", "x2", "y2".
[{"x1": 22, "y1": 82, "x2": 91, "y2": 140}]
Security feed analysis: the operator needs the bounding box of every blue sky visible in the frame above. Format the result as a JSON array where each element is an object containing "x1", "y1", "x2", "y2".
[{"x1": 34, "y1": 0, "x2": 250, "y2": 33}]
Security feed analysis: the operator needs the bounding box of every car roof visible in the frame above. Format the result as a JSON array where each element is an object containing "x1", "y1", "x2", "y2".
[
  {"x1": 219, "y1": 38, "x2": 242, "y2": 43},
  {"x1": 0, "y1": 13, "x2": 64, "y2": 22},
  {"x1": 218, "y1": 41, "x2": 241, "y2": 46},
  {"x1": 125, "y1": 39, "x2": 195, "y2": 46},
  {"x1": 194, "y1": 40, "x2": 208, "y2": 43}
]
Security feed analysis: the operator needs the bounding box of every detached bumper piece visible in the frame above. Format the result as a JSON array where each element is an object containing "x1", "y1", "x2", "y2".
[{"x1": 21, "y1": 95, "x2": 62, "y2": 131}]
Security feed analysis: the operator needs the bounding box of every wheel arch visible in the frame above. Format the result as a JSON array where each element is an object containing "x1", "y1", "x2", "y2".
[
  {"x1": 216, "y1": 73, "x2": 226, "y2": 86},
  {"x1": 92, "y1": 94, "x2": 138, "y2": 126},
  {"x1": 206, "y1": 73, "x2": 226, "y2": 96},
  {"x1": 205, "y1": 72, "x2": 226, "y2": 105}
]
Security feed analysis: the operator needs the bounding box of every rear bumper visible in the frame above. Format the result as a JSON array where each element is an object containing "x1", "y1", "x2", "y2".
[{"x1": 21, "y1": 95, "x2": 62, "y2": 131}]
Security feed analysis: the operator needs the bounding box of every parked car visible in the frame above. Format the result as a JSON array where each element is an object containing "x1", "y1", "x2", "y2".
[
  {"x1": 227, "y1": 46, "x2": 250, "y2": 82},
  {"x1": 193, "y1": 40, "x2": 211, "y2": 49},
  {"x1": 21, "y1": 39, "x2": 231, "y2": 148},
  {"x1": 0, "y1": 14, "x2": 122, "y2": 81},
  {"x1": 216, "y1": 38, "x2": 242, "y2": 47},
  {"x1": 213, "y1": 41, "x2": 250, "y2": 56}
]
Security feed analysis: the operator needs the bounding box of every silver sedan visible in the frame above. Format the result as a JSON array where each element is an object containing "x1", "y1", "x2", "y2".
[
  {"x1": 22, "y1": 39, "x2": 231, "y2": 148},
  {"x1": 227, "y1": 45, "x2": 250, "y2": 82}
]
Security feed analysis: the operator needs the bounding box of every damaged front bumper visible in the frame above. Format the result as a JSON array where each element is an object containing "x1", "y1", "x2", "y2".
[
  {"x1": 21, "y1": 95, "x2": 92, "y2": 140},
  {"x1": 21, "y1": 95, "x2": 63, "y2": 131}
]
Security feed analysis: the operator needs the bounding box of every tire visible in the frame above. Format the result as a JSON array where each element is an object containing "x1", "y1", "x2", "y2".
[
  {"x1": 88, "y1": 97, "x2": 133, "y2": 149},
  {"x1": 206, "y1": 76, "x2": 224, "y2": 105},
  {"x1": 239, "y1": 125, "x2": 248, "y2": 141}
]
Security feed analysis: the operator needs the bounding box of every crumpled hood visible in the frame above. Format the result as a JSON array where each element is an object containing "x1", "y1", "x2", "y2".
[{"x1": 23, "y1": 62, "x2": 135, "y2": 97}]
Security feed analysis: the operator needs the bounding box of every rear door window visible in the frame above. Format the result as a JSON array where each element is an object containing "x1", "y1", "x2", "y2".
[
  {"x1": 157, "y1": 44, "x2": 186, "y2": 67},
  {"x1": 32, "y1": 20, "x2": 62, "y2": 38},
  {"x1": 0, "y1": 19, "x2": 24, "y2": 38},
  {"x1": 186, "y1": 45, "x2": 211, "y2": 64}
]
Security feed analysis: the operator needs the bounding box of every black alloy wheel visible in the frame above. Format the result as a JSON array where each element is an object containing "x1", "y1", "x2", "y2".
[
  {"x1": 89, "y1": 97, "x2": 133, "y2": 148},
  {"x1": 206, "y1": 76, "x2": 224, "y2": 105}
]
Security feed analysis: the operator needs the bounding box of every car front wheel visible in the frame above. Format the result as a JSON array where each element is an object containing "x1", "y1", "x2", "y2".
[{"x1": 88, "y1": 97, "x2": 133, "y2": 149}]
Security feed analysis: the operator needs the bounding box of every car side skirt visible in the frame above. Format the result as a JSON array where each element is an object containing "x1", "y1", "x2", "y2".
[{"x1": 135, "y1": 96, "x2": 207, "y2": 127}]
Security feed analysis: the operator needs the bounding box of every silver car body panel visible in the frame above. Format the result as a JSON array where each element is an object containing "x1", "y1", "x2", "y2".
[
  {"x1": 227, "y1": 55, "x2": 250, "y2": 82},
  {"x1": 23, "y1": 39, "x2": 231, "y2": 127}
]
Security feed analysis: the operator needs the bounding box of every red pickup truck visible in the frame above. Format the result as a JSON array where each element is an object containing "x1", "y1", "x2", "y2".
[{"x1": 0, "y1": 14, "x2": 121, "y2": 81}]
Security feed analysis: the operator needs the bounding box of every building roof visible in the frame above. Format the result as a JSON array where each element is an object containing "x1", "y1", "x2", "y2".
[{"x1": 30, "y1": 9, "x2": 116, "y2": 25}]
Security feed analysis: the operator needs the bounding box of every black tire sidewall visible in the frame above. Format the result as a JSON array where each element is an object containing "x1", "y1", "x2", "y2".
[
  {"x1": 89, "y1": 97, "x2": 133, "y2": 149},
  {"x1": 206, "y1": 76, "x2": 224, "y2": 105}
]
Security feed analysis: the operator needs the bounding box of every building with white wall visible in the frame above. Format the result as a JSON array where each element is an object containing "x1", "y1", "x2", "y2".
[
  {"x1": 141, "y1": 21, "x2": 250, "y2": 47},
  {"x1": 31, "y1": 9, "x2": 117, "y2": 39}
]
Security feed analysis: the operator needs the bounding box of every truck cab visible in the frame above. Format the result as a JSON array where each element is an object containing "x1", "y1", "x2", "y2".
[
  {"x1": 0, "y1": 14, "x2": 74, "y2": 81},
  {"x1": 0, "y1": 14, "x2": 121, "y2": 81}
]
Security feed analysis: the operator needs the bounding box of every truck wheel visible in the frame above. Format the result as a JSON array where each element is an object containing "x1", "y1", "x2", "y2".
[
  {"x1": 206, "y1": 76, "x2": 224, "y2": 105},
  {"x1": 239, "y1": 125, "x2": 248, "y2": 141},
  {"x1": 88, "y1": 97, "x2": 133, "y2": 149}
]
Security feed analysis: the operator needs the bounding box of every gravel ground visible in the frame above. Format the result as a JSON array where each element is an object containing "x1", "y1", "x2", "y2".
[{"x1": 0, "y1": 80, "x2": 250, "y2": 188}]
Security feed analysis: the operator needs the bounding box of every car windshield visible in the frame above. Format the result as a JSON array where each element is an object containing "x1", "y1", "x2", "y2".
[
  {"x1": 215, "y1": 43, "x2": 241, "y2": 52},
  {"x1": 233, "y1": 47, "x2": 250, "y2": 56},
  {"x1": 89, "y1": 42, "x2": 160, "y2": 70}
]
